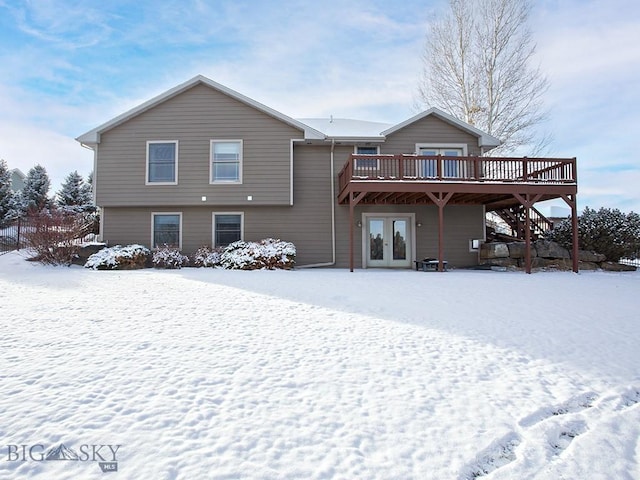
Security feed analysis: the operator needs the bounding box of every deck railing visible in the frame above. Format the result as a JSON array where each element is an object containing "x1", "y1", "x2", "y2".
[{"x1": 338, "y1": 154, "x2": 577, "y2": 193}]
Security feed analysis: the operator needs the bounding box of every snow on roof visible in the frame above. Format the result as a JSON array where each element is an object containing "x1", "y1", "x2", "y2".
[{"x1": 297, "y1": 118, "x2": 393, "y2": 140}]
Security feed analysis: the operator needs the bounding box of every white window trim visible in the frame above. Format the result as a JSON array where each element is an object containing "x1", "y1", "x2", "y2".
[
  {"x1": 210, "y1": 139, "x2": 243, "y2": 184},
  {"x1": 415, "y1": 143, "x2": 468, "y2": 155},
  {"x1": 146, "y1": 140, "x2": 178, "y2": 185},
  {"x1": 353, "y1": 145, "x2": 381, "y2": 154},
  {"x1": 360, "y1": 212, "x2": 416, "y2": 269},
  {"x1": 212, "y1": 212, "x2": 244, "y2": 248},
  {"x1": 353, "y1": 145, "x2": 381, "y2": 171},
  {"x1": 151, "y1": 212, "x2": 183, "y2": 250}
]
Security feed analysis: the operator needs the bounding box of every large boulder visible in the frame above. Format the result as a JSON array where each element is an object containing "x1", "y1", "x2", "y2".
[
  {"x1": 600, "y1": 262, "x2": 637, "y2": 272},
  {"x1": 481, "y1": 257, "x2": 519, "y2": 268},
  {"x1": 507, "y1": 242, "x2": 537, "y2": 259},
  {"x1": 530, "y1": 257, "x2": 572, "y2": 270},
  {"x1": 577, "y1": 250, "x2": 606, "y2": 263},
  {"x1": 578, "y1": 261, "x2": 599, "y2": 271},
  {"x1": 534, "y1": 240, "x2": 570, "y2": 259},
  {"x1": 479, "y1": 242, "x2": 510, "y2": 259}
]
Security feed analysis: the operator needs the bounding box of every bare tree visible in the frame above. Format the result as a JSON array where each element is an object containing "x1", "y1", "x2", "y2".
[{"x1": 418, "y1": 0, "x2": 550, "y2": 155}]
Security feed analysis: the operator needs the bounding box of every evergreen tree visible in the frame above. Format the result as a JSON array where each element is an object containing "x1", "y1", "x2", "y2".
[
  {"x1": 0, "y1": 159, "x2": 16, "y2": 227},
  {"x1": 56, "y1": 170, "x2": 93, "y2": 212},
  {"x1": 19, "y1": 164, "x2": 51, "y2": 214},
  {"x1": 548, "y1": 206, "x2": 640, "y2": 262}
]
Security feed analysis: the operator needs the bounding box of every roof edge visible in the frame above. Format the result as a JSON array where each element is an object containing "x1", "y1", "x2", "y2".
[
  {"x1": 76, "y1": 75, "x2": 326, "y2": 144},
  {"x1": 382, "y1": 107, "x2": 501, "y2": 148}
]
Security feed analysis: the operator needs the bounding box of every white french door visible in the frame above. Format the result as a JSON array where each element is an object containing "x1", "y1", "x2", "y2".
[{"x1": 364, "y1": 215, "x2": 413, "y2": 268}]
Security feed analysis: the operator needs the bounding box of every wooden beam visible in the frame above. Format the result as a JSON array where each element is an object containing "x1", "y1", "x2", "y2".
[
  {"x1": 349, "y1": 192, "x2": 355, "y2": 272},
  {"x1": 561, "y1": 193, "x2": 579, "y2": 273},
  {"x1": 425, "y1": 192, "x2": 454, "y2": 272},
  {"x1": 524, "y1": 202, "x2": 532, "y2": 273}
]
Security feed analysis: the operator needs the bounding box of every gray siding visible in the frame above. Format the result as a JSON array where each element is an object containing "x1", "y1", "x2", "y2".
[
  {"x1": 333, "y1": 203, "x2": 484, "y2": 269},
  {"x1": 382, "y1": 115, "x2": 482, "y2": 156},
  {"x1": 95, "y1": 84, "x2": 303, "y2": 207},
  {"x1": 332, "y1": 132, "x2": 485, "y2": 268},
  {"x1": 97, "y1": 96, "x2": 488, "y2": 269},
  {"x1": 100, "y1": 144, "x2": 335, "y2": 266}
]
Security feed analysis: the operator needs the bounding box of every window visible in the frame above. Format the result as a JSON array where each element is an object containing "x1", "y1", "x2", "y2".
[
  {"x1": 416, "y1": 145, "x2": 465, "y2": 178},
  {"x1": 213, "y1": 213, "x2": 243, "y2": 247},
  {"x1": 354, "y1": 145, "x2": 380, "y2": 171},
  {"x1": 211, "y1": 140, "x2": 242, "y2": 183},
  {"x1": 152, "y1": 213, "x2": 182, "y2": 249},
  {"x1": 147, "y1": 141, "x2": 178, "y2": 184}
]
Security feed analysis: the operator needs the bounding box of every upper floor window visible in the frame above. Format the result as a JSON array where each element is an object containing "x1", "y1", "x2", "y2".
[
  {"x1": 354, "y1": 145, "x2": 380, "y2": 172},
  {"x1": 147, "y1": 141, "x2": 178, "y2": 184},
  {"x1": 416, "y1": 144, "x2": 465, "y2": 178},
  {"x1": 211, "y1": 140, "x2": 242, "y2": 183}
]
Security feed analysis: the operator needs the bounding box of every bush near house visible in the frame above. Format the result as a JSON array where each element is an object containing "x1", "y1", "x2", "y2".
[
  {"x1": 152, "y1": 245, "x2": 189, "y2": 269},
  {"x1": 84, "y1": 244, "x2": 150, "y2": 270},
  {"x1": 84, "y1": 239, "x2": 296, "y2": 271},
  {"x1": 191, "y1": 245, "x2": 222, "y2": 267},
  {"x1": 22, "y1": 209, "x2": 87, "y2": 266},
  {"x1": 219, "y1": 238, "x2": 296, "y2": 270}
]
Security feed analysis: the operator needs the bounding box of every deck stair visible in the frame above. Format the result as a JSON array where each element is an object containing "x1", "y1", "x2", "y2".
[{"x1": 493, "y1": 205, "x2": 554, "y2": 240}]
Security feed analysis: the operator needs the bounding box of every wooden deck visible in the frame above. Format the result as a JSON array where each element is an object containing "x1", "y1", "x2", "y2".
[
  {"x1": 338, "y1": 154, "x2": 579, "y2": 273},
  {"x1": 338, "y1": 154, "x2": 577, "y2": 209}
]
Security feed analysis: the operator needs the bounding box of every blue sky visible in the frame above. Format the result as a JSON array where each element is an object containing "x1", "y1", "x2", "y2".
[{"x1": 1, "y1": 0, "x2": 639, "y2": 215}]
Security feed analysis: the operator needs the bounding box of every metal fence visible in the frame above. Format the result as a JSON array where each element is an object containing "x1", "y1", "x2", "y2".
[
  {"x1": 0, "y1": 217, "x2": 31, "y2": 253},
  {"x1": 620, "y1": 258, "x2": 640, "y2": 268},
  {"x1": 0, "y1": 214, "x2": 99, "y2": 255}
]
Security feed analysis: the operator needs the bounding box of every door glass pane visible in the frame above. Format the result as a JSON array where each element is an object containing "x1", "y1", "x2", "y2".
[
  {"x1": 418, "y1": 148, "x2": 437, "y2": 177},
  {"x1": 442, "y1": 149, "x2": 460, "y2": 177},
  {"x1": 369, "y1": 219, "x2": 384, "y2": 260},
  {"x1": 393, "y1": 220, "x2": 407, "y2": 260}
]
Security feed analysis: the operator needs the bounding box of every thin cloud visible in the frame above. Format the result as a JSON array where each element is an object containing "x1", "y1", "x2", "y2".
[{"x1": 0, "y1": 0, "x2": 638, "y2": 214}]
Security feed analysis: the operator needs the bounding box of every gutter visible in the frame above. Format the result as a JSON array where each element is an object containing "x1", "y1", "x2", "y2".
[{"x1": 296, "y1": 138, "x2": 337, "y2": 268}]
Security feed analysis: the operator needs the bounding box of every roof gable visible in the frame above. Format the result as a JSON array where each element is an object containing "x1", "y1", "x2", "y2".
[
  {"x1": 77, "y1": 75, "x2": 325, "y2": 145},
  {"x1": 382, "y1": 107, "x2": 501, "y2": 148}
]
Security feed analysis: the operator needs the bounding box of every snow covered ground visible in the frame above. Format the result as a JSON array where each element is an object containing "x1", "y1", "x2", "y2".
[{"x1": 0, "y1": 251, "x2": 639, "y2": 479}]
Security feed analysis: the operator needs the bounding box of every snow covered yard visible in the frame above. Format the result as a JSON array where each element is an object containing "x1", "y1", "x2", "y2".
[{"x1": 0, "y1": 251, "x2": 639, "y2": 480}]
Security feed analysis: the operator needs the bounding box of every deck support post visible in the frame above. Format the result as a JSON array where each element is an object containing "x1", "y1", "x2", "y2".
[
  {"x1": 513, "y1": 193, "x2": 543, "y2": 274},
  {"x1": 349, "y1": 193, "x2": 354, "y2": 272},
  {"x1": 561, "y1": 193, "x2": 579, "y2": 273},
  {"x1": 348, "y1": 191, "x2": 367, "y2": 272},
  {"x1": 426, "y1": 192, "x2": 454, "y2": 272}
]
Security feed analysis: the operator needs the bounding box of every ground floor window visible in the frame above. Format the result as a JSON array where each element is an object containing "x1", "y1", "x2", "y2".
[
  {"x1": 152, "y1": 213, "x2": 181, "y2": 248},
  {"x1": 213, "y1": 213, "x2": 243, "y2": 247}
]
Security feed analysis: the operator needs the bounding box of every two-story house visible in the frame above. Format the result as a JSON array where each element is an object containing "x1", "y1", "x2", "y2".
[{"x1": 77, "y1": 75, "x2": 578, "y2": 272}]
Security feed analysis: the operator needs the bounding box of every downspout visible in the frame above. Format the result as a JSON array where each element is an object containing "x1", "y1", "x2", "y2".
[
  {"x1": 297, "y1": 138, "x2": 337, "y2": 268},
  {"x1": 80, "y1": 142, "x2": 98, "y2": 206},
  {"x1": 81, "y1": 142, "x2": 102, "y2": 242}
]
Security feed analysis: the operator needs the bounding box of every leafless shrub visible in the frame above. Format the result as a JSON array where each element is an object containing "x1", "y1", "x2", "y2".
[{"x1": 23, "y1": 210, "x2": 86, "y2": 266}]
